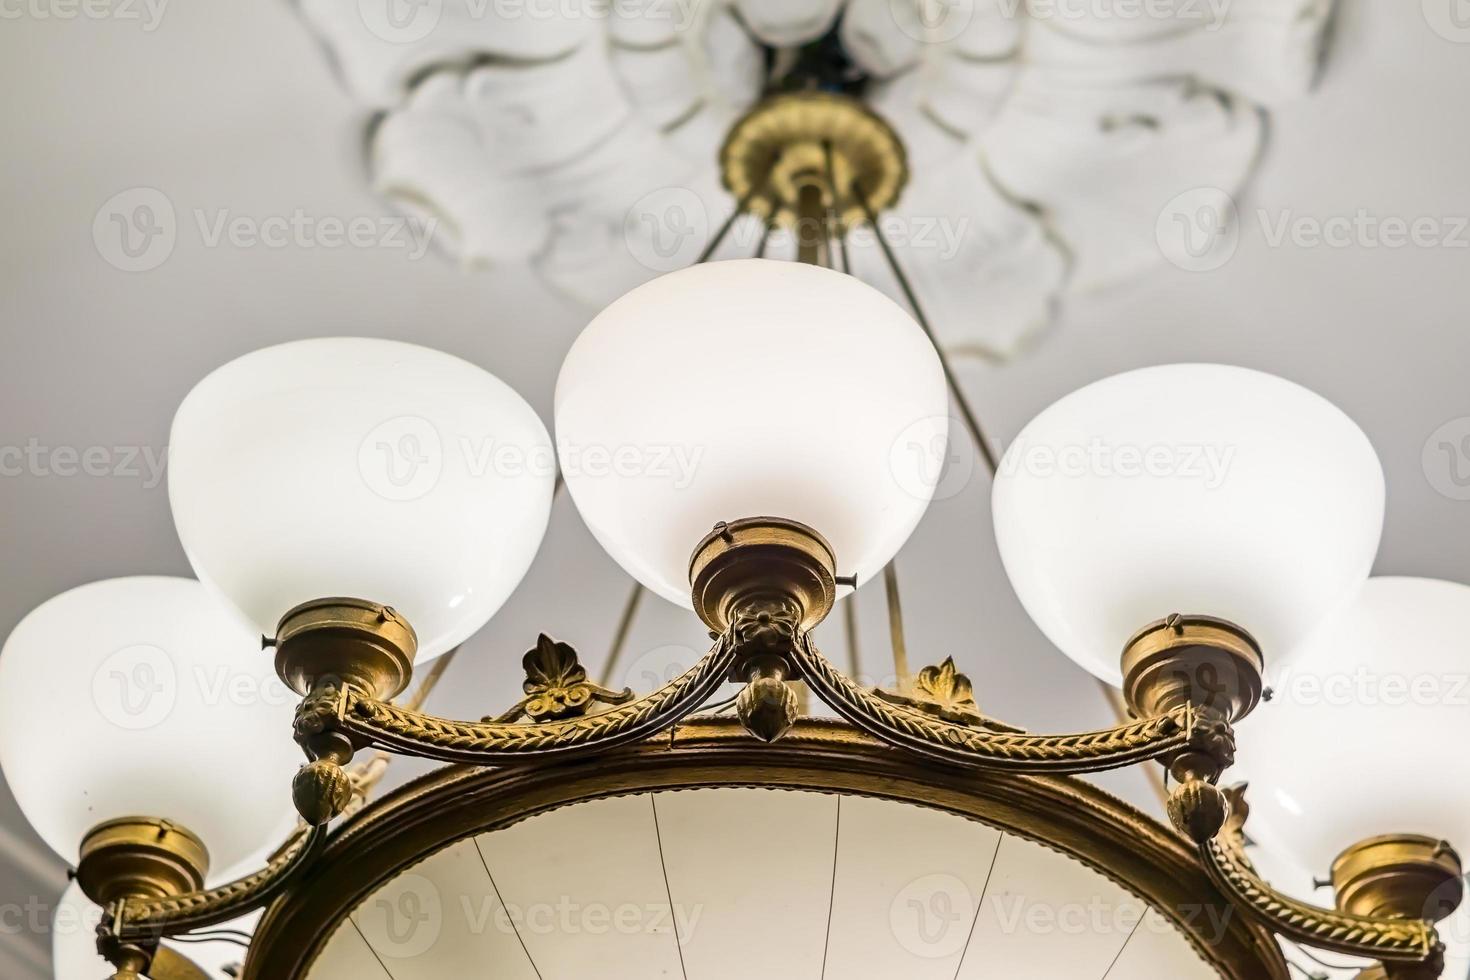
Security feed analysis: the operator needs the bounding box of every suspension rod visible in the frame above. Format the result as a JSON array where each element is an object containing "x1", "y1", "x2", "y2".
[{"x1": 853, "y1": 181, "x2": 1000, "y2": 474}]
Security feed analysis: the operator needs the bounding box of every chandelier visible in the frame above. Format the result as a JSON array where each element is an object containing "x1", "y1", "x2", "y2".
[{"x1": 4, "y1": 42, "x2": 1467, "y2": 980}]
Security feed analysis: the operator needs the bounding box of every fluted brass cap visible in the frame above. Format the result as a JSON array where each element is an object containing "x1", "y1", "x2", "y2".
[
  {"x1": 689, "y1": 518, "x2": 837, "y2": 635},
  {"x1": 76, "y1": 817, "x2": 210, "y2": 906},
  {"x1": 273, "y1": 597, "x2": 416, "y2": 699}
]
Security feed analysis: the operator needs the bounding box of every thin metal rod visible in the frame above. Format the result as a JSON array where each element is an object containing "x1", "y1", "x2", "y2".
[
  {"x1": 795, "y1": 183, "x2": 826, "y2": 266},
  {"x1": 754, "y1": 211, "x2": 777, "y2": 258},
  {"x1": 405, "y1": 645, "x2": 458, "y2": 712},
  {"x1": 822, "y1": 140, "x2": 849, "y2": 274},
  {"x1": 599, "y1": 580, "x2": 645, "y2": 688},
  {"x1": 843, "y1": 592, "x2": 863, "y2": 684},
  {"x1": 853, "y1": 180, "x2": 1000, "y2": 474},
  {"x1": 882, "y1": 561, "x2": 911, "y2": 692},
  {"x1": 697, "y1": 186, "x2": 759, "y2": 264}
]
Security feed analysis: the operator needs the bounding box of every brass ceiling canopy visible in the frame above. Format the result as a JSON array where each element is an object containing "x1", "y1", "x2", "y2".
[{"x1": 719, "y1": 90, "x2": 907, "y2": 236}]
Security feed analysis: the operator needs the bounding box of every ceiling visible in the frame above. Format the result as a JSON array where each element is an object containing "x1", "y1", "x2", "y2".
[{"x1": 2, "y1": 1, "x2": 1469, "y2": 977}]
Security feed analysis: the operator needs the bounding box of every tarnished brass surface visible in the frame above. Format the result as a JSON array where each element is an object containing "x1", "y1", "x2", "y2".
[
  {"x1": 1332, "y1": 835, "x2": 1463, "y2": 924},
  {"x1": 76, "y1": 817, "x2": 209, "y2": 906},
  {"x1": 720, "y1": 91, "x2": 907, "y2": 234},
  {"x1": 1121, "y1": 614, "x2": 1264, "y2": 724},
  {"x1": 273, "y1": 597, "x2": 416, "y2": 700},
  {"x1": 689, "y1": 517, "x2": 837, "y2": 635},
  {"x1": 242, "y1": 718, "x2": 1291, "y2": 980},
  {"x1": 1201, "y1": 786, "x2": 1451, "y2": 969}
]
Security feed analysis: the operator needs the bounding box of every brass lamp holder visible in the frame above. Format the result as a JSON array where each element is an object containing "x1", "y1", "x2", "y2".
[
  {"x1": 1333, "y1": 835, "x2": 1465, "y2": 924},
  {"x1": 271, "y1": 597, "x2": 418, "y2": 702},
  {"x1": 76, "y1": 817, "x2": 210, "y2": 906}
]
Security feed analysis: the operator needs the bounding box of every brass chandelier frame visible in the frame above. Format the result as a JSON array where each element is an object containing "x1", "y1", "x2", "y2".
[{"x1": 75, "y1": 91, "x2": 1463, "y2": 980}]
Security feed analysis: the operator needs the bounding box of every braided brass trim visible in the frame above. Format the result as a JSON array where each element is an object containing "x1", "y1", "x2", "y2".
[
  {"x1": 243, "y1": 717, "x2": 1289, "y2": 980},
  {"x1": 1201, "y1": 787, "x2": 1439, "y2": 965},
  {"x1": 113, "y1": 823, "x2": 326, "y2": 939},
  {"x1": 1203, "y1": 840, "x2": 1436, "y2": 962},
  {"x1": 337, "y1": 634, "x2": 736, "y2": 764},
  {"x1": 790, "y1": 636, "x2": 1198, "y2": 773}
]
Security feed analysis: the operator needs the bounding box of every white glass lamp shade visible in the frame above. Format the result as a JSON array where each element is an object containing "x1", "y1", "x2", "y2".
[
  {"x1": 54, "y1": 880, "x2": 258, "y2": 979},
  {"x1": 554, "y1": 259, "x2": 948, "y2": 605},
  {"x1": 169, "y1": 338, "x2": 554, "y2": 660},
  {"x1": 0, "y1": 577, "x2": 300, "y2": 870},
  {"x1": 992, "y1": 364, "x2": 1384, "y2": 684},
  {"x1": 1237, "y1": 577, "x2": 1470, "y2": 874}
]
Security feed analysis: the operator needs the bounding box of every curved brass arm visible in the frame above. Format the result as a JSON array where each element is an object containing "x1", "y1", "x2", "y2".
[
  {"x1": 1197, "y1": 786, "x2": 1442, "y2": 968},
  {"x1": 789, "y1": 636, "x2": 1202, "y2": 774},
  {"x1": 111, "y1": 822, "x2": 327, "y2": 941},
  {"x1": 333, "y1": 633, "x2": 737, "y2": 766}
]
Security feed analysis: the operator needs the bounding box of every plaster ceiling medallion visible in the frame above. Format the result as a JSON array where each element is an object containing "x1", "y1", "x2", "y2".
[{"x1": 295, "y1": 0, "x2": 1336, "y2": 358}]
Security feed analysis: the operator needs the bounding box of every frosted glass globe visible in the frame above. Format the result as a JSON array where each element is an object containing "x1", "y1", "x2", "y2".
[
  {"x1": 554, "y1": 260, "x2": 948, "y2": 605},
  {"x1": 53, "y1": 880, "x2": 259, "y2": 979},
  {"x1": 169, "y1": 338, "x2": 554, "y2": 660},
  {"x1": 1238, "y1": 577, "x2": 1470, "y2": 874},
  {"x1": 0, "y1": 577, "x2": 300, "y2": 869},
  {"x1": 992, "y1": 364, "x2": 1384, "y2": 683}
]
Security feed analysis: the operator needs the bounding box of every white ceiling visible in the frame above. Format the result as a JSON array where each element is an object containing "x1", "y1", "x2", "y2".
[{"x1": 2, "y1": 1, "x2": 1469, "y2": 978}]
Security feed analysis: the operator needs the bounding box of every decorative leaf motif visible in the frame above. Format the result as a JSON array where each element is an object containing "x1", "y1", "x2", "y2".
[
  {"x1": 912, "y1": 658, "x2": 975, "y2": 712},
  {"x1": 872, "y1": 656, "x2": 1025, "y2": 732},
  {"x1": 523, "y1": 634, "x2": 588, "y2": 695},
  {"x1": 488, "y1": 634, "x2": 636, "y2": 724}
]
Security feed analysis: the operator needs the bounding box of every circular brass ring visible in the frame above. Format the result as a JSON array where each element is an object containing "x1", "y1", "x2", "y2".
[
  {"x1": 689, "y1": 517, "x2": 838, "y2": 634},
  {"x1": 274, "y1": 597, "x2": 417, "y2": 700},
  {"x1": 1332, "y1": 834, "x2": 1465, "y2": 923},
  {"x1": 1121, "y1": 614, "x2": 1265, "y2": 723},
  {"x1": 76, "y1": 816, "x2": 210, "y2": 905},
  {"x1": 244, "y1": 718, "x2": 1289, "y2": 980},
  {"x1": 720, "y1": 91, "x2": 908, "y2": 232}
]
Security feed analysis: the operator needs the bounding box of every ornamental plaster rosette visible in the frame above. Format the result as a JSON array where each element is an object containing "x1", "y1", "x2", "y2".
[{"x1": 297, "y1": 0, "x2": 1336, "y2": 358}]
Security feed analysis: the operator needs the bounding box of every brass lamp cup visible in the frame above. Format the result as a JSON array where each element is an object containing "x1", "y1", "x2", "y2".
[
  {"x1": 689, "y1": 518, "x2": 838, "y2": 636},
  {"x1": 273, "y1": 598, "x2": 417, "y2": 701},
  {"x1": 1121, "y1": 614, "x2": 1264, "y2": 723},
  {"x1": 75, "y1": 817, "x2": 210, "y2": 906},
  {"x1": 1332, "y1": 834, "x2": 1465, "y2": 924}
]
